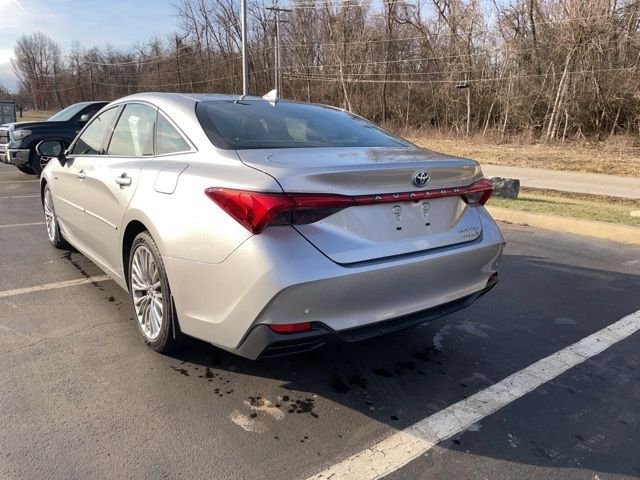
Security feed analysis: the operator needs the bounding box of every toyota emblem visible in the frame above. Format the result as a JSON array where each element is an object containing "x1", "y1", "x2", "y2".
[{"x1": 412, "y1": 170, "x2": 430, "y2": 188}]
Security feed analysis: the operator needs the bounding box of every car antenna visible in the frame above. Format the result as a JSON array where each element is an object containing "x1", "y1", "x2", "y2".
[{"x1": 262, "y1": 89, "x2": 278, "y2": 106}]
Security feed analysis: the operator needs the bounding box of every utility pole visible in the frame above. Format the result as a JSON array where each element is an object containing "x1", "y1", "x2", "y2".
[
  {"x1": 89, "y1": 66, "x2": 95, "y2": 101},
  {"x1": 241, "y1": 0, "x2": 248, "y2": 95},
  {"x1": 175, "y1": 33, "x2": 189, "y2": 93},
  {"x1": 266, "y1": 3, "x2": 291, "y2": 94}
]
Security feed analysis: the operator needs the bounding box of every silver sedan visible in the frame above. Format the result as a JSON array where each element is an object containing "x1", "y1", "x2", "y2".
[{"x1": 39, "y1": 93, "x2": 505, "y2": 359}]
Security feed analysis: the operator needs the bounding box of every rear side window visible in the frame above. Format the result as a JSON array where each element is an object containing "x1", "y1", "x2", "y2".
[
  {"x1": 70, "y1": 107, "x2": 119, "y2": 155},
  {"x1": 196, "y1": 100, "x2": 409, "y2": 150},
  {"x1": 156, "y1": 113, "x2": 190, "y2": 155},
  {"x1": 107, "y1": 103, "x2": 156, "y2": 156}
]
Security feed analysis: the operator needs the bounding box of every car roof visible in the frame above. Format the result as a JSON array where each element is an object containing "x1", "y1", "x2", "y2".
[
  {"x1": 73, "y1": 101, "x2": 110, "y2": 106},
  {"x1": 112, "y1": 92, "x2": 269, "y2": 109},
  {"x1": 108, "y1": 92, "x2": 343, "y2": 120},
  {"x1": 117, "y1": 92, "x2": 267, "y2": 101}
]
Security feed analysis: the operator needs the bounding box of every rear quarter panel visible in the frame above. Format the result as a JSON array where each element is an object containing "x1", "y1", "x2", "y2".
[{"x1": 122, "y1": 147, "x2": 282, "y2": 267}]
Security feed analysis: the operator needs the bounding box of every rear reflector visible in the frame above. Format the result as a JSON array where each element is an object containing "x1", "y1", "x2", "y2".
[
  {"x1": 267, "y1": 322, "x2": 312, "y2": 333},
  {"x1": 205, "y1": 179, "x2": 493, "y2": 234}
]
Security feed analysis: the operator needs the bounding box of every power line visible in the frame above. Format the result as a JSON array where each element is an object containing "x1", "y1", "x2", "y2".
[
  {"x1": 289, "y1": 1, "x2": 372, "y2": 9},
  {"x1": 22, "y1": 39, "x2": 630, "y2": 91},
  {"x1": 24, "y1": 35, "x2": 629, "y2": 83},
  {"x1": 29, "y1": 67, "x2": 275, "y2": 93},
  {"x1": 28, "y1": 50, "x2": 274, "y2": 81},
  {"x1": 285, "y1": 65, "x2": 640, "y2": 84},
  {"x1": 82, "y1": 44, "x2": 194, "y2": 66},
  {"x1": 283, "y1": 44, "x2": 623, "y2": 70}
]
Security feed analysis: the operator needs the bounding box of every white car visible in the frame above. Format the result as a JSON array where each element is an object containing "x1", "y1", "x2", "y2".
[{"x1": 39, "y1": 92, "x2": 504, "y2": 359}]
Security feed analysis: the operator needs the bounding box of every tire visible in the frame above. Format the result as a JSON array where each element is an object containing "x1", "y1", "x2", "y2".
[
  {"x1": 17, "y1": 165, "x2": 36, "y2": 175},
  {"x1": 128, "y1": 231, "x2": 182, "y2": 352},
  {"x1": 43, "y1": 186, "x2": 68, "y2": 249},
  {"x1": 28, "y1": 149, "x2": 44, "y2": 176}
]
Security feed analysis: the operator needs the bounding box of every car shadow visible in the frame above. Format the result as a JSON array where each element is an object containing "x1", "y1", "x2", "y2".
[{"x1": 164, "y1": 253, "x2": 640, "y2": 478}]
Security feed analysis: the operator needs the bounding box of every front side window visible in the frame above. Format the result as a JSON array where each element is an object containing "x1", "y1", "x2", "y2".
[
  {"x1": 70, "y1": 107, "x2": 119, "y2": 155},
  {"x1": 107, "y1": 103, "x2": 156, "y2": 156},
  {"x1": 196, "y1": 100, "x2": 410, "y2": 150},
  {"x1": 156, "y1": 113, "x2": 190, "y2": 155}
]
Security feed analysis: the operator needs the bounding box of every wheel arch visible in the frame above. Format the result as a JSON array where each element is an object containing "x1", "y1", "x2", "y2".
[
  {"x1": 121, "y1": 216, "x2": 183, "y2": 341},
  {"x1": 121, "y1": 214, "x2": 168, "y2": 291}
]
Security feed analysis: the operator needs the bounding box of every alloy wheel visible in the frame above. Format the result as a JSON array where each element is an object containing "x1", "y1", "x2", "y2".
[
  {"x1": 131, "y1": 245, "x2": 163, "y2": 340},
  {"x1": 43, "y1": 189, "x2": 57, "y2": 242},
  {"x1": 39, "y1": 155, "x2": 50, "y2": 172}
]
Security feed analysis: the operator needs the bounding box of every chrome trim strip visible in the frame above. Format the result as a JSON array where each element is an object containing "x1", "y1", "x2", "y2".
[
  {"x1": 56, "y1": 195, "x2": 84, "y2": 213},
  {"x1": 85, "y1": 208, "x2": 118, "y2": 229}
]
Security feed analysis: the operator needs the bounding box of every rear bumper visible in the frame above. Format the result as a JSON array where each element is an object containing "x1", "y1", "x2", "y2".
[
  {"x1": 164, "y1": 206, "x2": 505, "y2": 356},
  {"x1": 234, "y1": 274, "x2": 499, "y2": 359}
]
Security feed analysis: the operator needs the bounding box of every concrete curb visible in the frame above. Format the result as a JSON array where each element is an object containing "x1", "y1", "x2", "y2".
[
  {"x1": 482, "y1": 164, "x2": 640, "y2": 199},
  {"x1": 486, "y1": 206, "x2": 640, "y2": 245}
]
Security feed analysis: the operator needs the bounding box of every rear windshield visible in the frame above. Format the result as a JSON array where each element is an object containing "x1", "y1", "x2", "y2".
[{"x1": 196, "y1": 100, "x2": 410, "y2": 149}]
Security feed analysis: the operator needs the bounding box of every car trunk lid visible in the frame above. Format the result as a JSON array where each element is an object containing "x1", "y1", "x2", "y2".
[{"x1": 237, "y1": 146, "x2": 486, "y2": 264}]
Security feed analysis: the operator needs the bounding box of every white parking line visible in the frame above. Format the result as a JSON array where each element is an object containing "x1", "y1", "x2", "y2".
[
  {"x1": 0, "y1": 194, "x2": 40, "y2": 199},
  {"x1": 307, "y1": 309, "x2": 640, "y2": 480},
  {"x1": 0, "y1": 276, "x2": 112, "y2": 298},
  {"x1": 0, "y1": 221, "x2": 44, "y2": 228}
]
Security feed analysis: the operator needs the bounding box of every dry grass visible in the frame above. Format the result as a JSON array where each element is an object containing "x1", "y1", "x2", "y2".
[
  {"x1": 405, "y1": 133, "x2": 640, "y2": 178},
  {"x1": 16, "y1": 110, "x2": 55, "y2": 122},
  {"x1": 489, "y1": 187, "x2": 640, "y2": 227}
]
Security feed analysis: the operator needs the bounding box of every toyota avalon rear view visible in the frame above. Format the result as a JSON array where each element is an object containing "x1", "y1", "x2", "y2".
[{"x1": 39, "y1": 93, "x2": 505, "y2": 359}]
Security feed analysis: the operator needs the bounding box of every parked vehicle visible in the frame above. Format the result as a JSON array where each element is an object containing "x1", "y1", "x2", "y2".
[
  {"x1": 39, "y1": 93, "x2": 505, "y2": 359},
  {"x1": 0, "y1": 101, "x2": 108, "y2": 175},
  {"x1": 0, "y1": 100, "x2": 16, "y2": 125}
]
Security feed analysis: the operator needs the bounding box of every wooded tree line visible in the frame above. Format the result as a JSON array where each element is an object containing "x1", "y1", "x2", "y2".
[{"x1": 10, "y1": 0, "x2": 640, "y2": 141}]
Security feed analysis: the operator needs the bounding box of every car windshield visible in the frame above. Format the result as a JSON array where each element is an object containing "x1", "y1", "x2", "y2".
[
  {"x1": 48, "y1": 103, "x2": 88, "y2": 121},
  {"x1": 196, "y1": 100, "x2": 410, "y2": 149}
]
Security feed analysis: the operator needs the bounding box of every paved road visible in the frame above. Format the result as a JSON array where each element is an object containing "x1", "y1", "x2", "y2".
[
  {"x1": 1, "y1": 163, "x2": 640, "y2": 479},
  {"x1": 482, "y1": 164, "x2": 640, "y2": 199}
]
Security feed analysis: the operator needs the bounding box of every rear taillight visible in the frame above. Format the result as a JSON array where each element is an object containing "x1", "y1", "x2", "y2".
[
  {"x1": 461, "y1": 178, "x2": 493, "y2": 205},
  {"x1": 204, "y1": 188, "x2": 293, "y2": 234},
  {"x1": 204, "y1": 188, "x2": 352, "y2": 234},
  {"x1": 205, "y1": 178, "x2": 493, "y2": 234}
]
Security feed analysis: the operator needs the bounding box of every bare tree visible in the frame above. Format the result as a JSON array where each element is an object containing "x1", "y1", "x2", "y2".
[{"x1": 10, "y1": 0, "x2": 640, "y2": 139}]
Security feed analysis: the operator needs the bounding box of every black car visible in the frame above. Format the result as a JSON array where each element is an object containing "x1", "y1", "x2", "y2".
[{"x1": 0, "y1": 101, "x2": 108, "y2": 175}]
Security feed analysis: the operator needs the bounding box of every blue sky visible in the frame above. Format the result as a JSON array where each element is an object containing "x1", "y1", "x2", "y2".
[{"x1": 0, "y1": 0, "x2": 178, "y2": 91}]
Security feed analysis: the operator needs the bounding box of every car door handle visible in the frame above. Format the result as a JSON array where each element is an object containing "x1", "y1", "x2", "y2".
[
  {"x1": 115, "y1": 174, "x2": 132, "y2": 187},
  {"x1": 76, "y1": 170, "x2": 86, "y2": 179}
]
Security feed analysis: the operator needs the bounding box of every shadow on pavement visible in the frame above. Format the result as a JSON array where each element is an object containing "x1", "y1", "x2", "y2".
[{"x1": 165, "y1": 253, "x2": 640, "y2": 478}]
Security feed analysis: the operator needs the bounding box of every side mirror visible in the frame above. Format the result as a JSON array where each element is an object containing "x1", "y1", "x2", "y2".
[
  {"x1": 36, "y1": 140, "x2": 67, "y2": 166},
  {"x1": 79, "y1": 113, "x2": 91, "y2": 123}
]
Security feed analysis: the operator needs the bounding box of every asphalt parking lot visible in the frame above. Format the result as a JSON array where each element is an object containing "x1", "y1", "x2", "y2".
[{"x1": 1, "y1": 162, "x2": 639, "y2": 480}]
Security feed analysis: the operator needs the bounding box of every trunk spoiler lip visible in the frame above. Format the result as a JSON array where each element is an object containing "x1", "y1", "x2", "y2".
[{"x1": 236, "y1": 145, "x2": 480, "y2": 169}]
